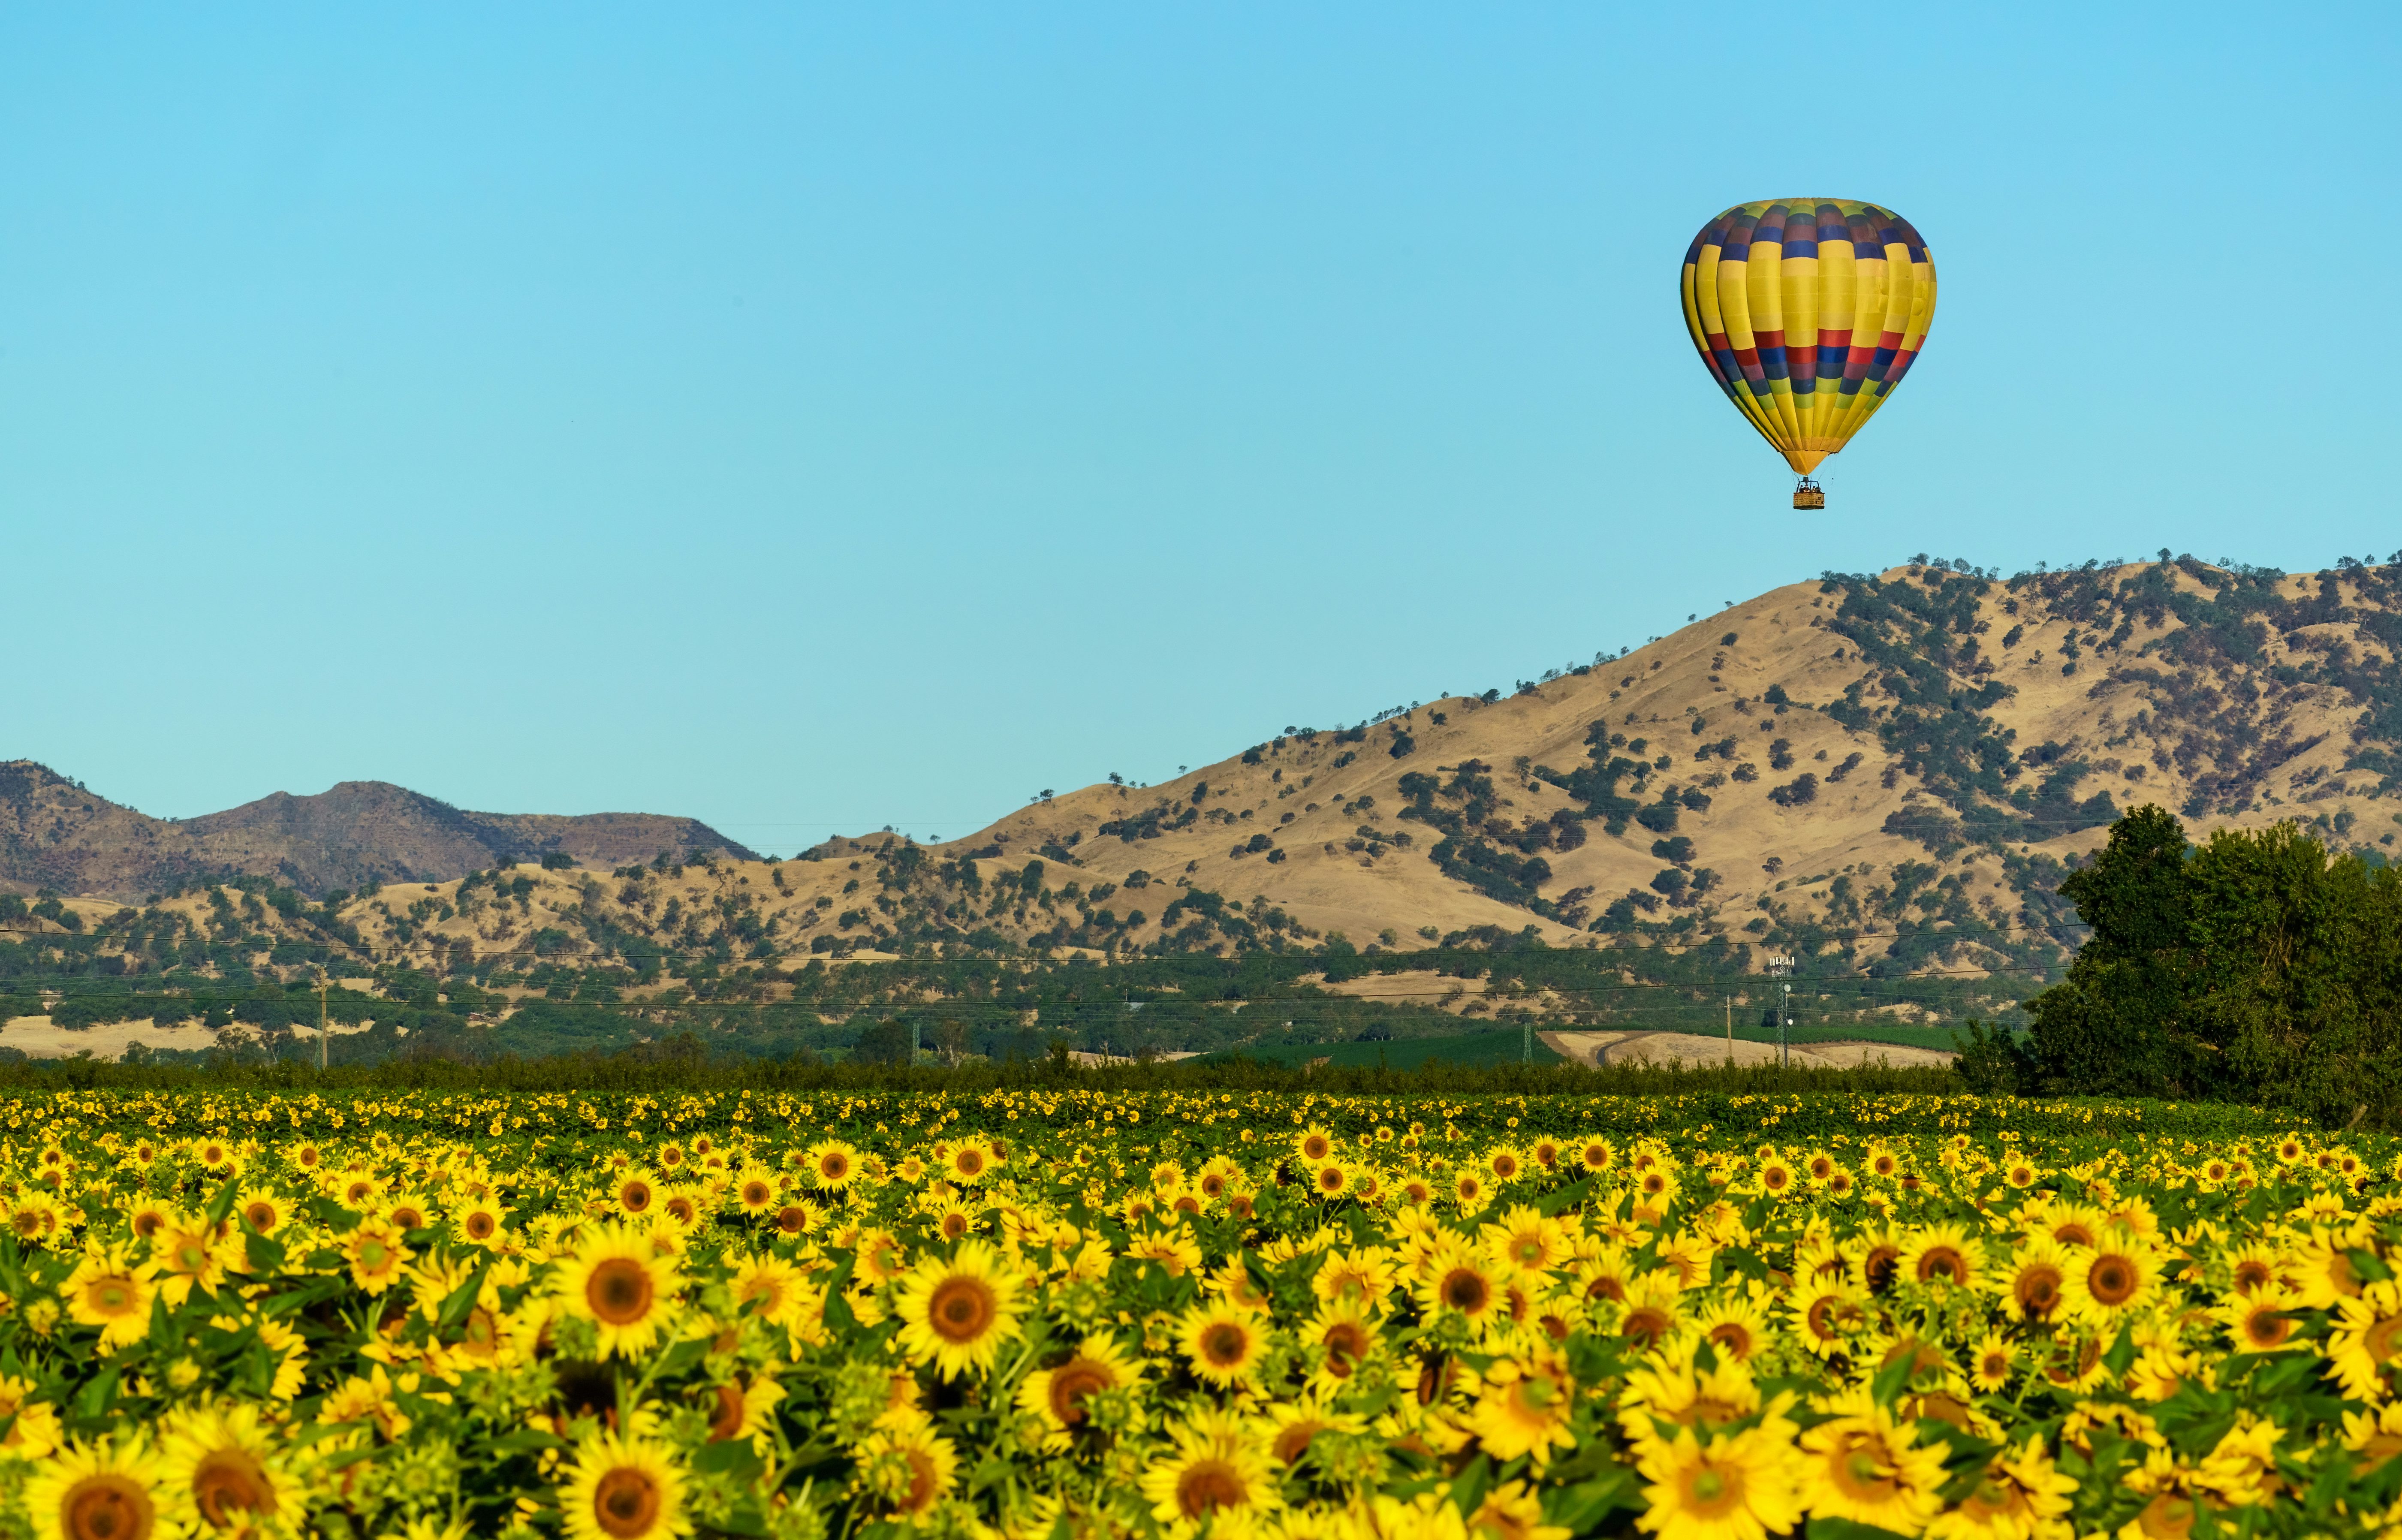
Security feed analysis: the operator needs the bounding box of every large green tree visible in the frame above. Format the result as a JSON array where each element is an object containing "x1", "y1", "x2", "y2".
[{"x1": 2022, "y1": 805, "x2": 2402, "y2": 1121}]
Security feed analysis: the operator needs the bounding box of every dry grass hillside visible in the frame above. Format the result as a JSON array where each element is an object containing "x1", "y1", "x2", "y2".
[{"x1": 13, "y1": 557, "x2": 2402, "y2": 991}]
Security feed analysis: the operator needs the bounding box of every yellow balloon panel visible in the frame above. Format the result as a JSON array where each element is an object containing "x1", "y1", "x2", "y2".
[{"x1": 1679, "y1": 200, "x2": 1935, "y2": 475}]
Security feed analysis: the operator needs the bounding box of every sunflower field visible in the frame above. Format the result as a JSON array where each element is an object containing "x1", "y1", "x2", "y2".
[{"x1": 0, "y1": 1084, "x2": 2397, "y2": 1540}]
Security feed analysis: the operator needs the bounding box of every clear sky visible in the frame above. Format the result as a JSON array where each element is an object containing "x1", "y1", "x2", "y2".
[{"x1": 2, "y1": 5, "x2": 2393, "y2": 853}]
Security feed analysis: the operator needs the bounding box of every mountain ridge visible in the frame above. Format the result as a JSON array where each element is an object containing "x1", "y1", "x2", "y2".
[{"x1": 0, "y1": 764, "x2": 756, "y2": 898}]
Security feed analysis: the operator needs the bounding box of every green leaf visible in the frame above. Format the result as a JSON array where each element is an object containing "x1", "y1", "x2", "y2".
[
  {"x1": 1870, "y1": 1345, "x2": 1917, "y2": 1408},
  {"x1": 1537, "y1": 1175, "x2": 1594, "y2": 1217},
  {"x1": 1447, "y1": 1455, "x2": 1494, "y2": 1519},
  {"x1": 203, "y1": 1178, "x2": 241, "y2": 1228},
  {"x1": 2350, "y1": 1248, "x2": 2396, "y2": 1285},
  {"x1": 819, "y1": 1253, "x2": 859, "y2": 1334},
  {"x1": 1807, "y1": 1518, "x2": 1923, "y2": 1540},
  {"x1": 2101, "y1": 1323, "x2": 2137, "y2": 1377},
  {"x1": 437, "y1": 1254, "x2": 494, "y2": 1333},
  {"x1": 1543, "y1": 1466, "x2": 1640, "y2": 1533},
  {"x1": 244, "y1": 1228, "x2": 287, "y2": 1275}
]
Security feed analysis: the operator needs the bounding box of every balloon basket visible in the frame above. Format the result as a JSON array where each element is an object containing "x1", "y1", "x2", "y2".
[{"x1": 1792, "y1": 476, "x2": 1825, "y2": 510}]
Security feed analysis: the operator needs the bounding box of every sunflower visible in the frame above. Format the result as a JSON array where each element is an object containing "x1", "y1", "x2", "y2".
[
  {"x1": 63, "y1": 1246, "x2": 156, "y2": 1352},
  {"x1": 1618, "y1": 1350, "x2": 1781, "y2": 1453},
  {"x1": 1690, "y1": 1294, "x2": 1773, "y2": 1365},
  {"x1": 148, "y1": 1213, "x2": 233, "y2": 1306},
  {"x1": 1311, "y1": 1246, "x2": 1397, "y2": 1310},
  {"x1": 857, "y1": 1418, "x2": 958, "y2": 1518},
  {"x1": 1263, "y1": 1393, "x2": 1363, "y2": 1469},
  {"x1": 2216, "y1": 1284, "x2": 2299, "y2": 1353},
  {"x1": 1796, "y1": 1397, "x2": 1947, "y2": 1534},
  {"x1": 894, "y1": 1239, "x2": 1026, "y2": 1379},
  {"x1": 1899, "y1": 1223, "x2": 1986, "y2": 1293},
  {"x1": 23, "y1": 1435, "x2": 166, "y2": 1540},
  {"x1": 947, "y1": 1138, "x2": 997, "y2": 1184},
  {"x1": 233, "y1": 1189, "x2": 286, "y2": 1237},
  {"x1": 1415, "y1": 1240, "x2": 1504, "y2": 1327},
  {"x1": 1018, "y1": 1335, "x2": 1142, "y2": 1446},
  {"x1": 0, "y1": 1374, "x2": 62, "y2": 1462},
  {"x1": 1486, "y1": 1145, "x2": 1526, "y2": 1185},
  {"x1": 2063, "y1": 1232, "x2": 2158, "y2": 1329},
  {"x1": 561, "y1": 1430, "x2": 690, "y2": 1540},
  {"x1": 1925, "y1": 1437, "x2": 2078, "y2": 1540},
  {"x1": 804, "y1": 1140, "x2": 861, "y2": 1191},
  {"x1": 1963, "y1": 1332, "x2": 2014, "y2": 1394},
  {"x1": 159, "y1": 1402, "x2": 297, "y2": 1535},
  {"x1": 1293, "y1": 1126, "x2": 1336, "y2": 1166},
  {"x1": 1137, "y1": 1407, "x2": 1281, "y2": 1534},
  {"x1": 1179, "y1": 1300, "x2": 1268, "y2": 1388},
  {"x1": 2330, "y1": 1281, "x2": 2402, "y2": 1400},
  {"x1": 729, "y1": 1253, "x2": 805, "y2": 1328},
  {"x1": 1615, "y1": 1274, "x2": 1685, "y2": 1353},
  {"x1": 702, "y1": 1373, "x2": 785, "y2": 1450},
  {"x1": 610, "y1": 1168, "x2": 660, "y2": 1221},
  {"x1": 1482, "y1": 1206, "x2": 1572, "y2": 1279},
  {"x1": 1998, "y1": 1237, "x2": 2071, "y2": 1325},
  {"x1": 1465, "y1": 1348, "x2": 1578, "y2": 1466},
  {"x1": 553, "y1": 1223, "x2": 683, "y2": 1359},
  {"x1": 733, "y1": 1175, "x2": 778, "y2": 1217},
  {"x1": 1632, "y1": 1425, "x2": 1801, "y2": 1540},
  {"x1": 1303, "y1": 1301, "x2": 1380, "y2": 1393},
  {"x1": 455, "y1": 1199, "x2": 510, "y2": 1248},
  {"x1": 342, "y1": 1220, "x2": 414, "y2": 1296},
  {"x1": 1577, "y1": 1139, "x2": 1616, "y2": 1175}
]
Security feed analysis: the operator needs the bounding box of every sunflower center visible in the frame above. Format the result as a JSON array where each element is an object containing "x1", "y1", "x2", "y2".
[
  {"x1": 928, "y1": 1276, "x2": 997, "y2": 1342},
  {"x1": 90, "y1": 1280, "x2": 135, "y2": 1314},
  {"x1": 709, "y1": 1384, "x2": 746, "y2": 1440},
  {"x1": 1708, "y1": 1323, "x2": 1753, "y2": 1359},
  {"x1": 1201, "y1": 1323, "x2": 1250, "y2": 1366},
  {"x1": 64, "y1": 1474, "x2": 154, "y2": 1540},
  {"x1": 2016, "y1": 1265, "x2": 2062, "y2": 1314},
  {"x1": 588, "y1": 1258, "x2": 655, "y2": 1325},
  {"x1": 2089, "y1": 1256, "x2": 2136, "y2": 1305},
  {"x1": 1048, "y1": 1361, "x2": 1109, "y2": 1424},
  {"x1": 593, "y1": 1467, "x2": 662, "y2": 1538},
  {"x1": 1323, "y1": 1322, "x2": 1368, "y2": 1373},
  {"x1": 1683, "y1": 1465, "x2": 1741, "y2": 1516},
  {"x1": 193, "y1": 1450, "x2": 271, "y2": 1525},
  {"x1": 1917, "y1": 1248, "x2": 1965, "y2": 1283},
  {"x1": 1442, "y1": 1269, "x2": 1489, "y2": 1313},
  {"x1": 244, "y1": 1204, "x2": 274, "y2": 1230},
  {"x1": 2365, "y1": 1312, "x2": 2402, "y2": 1367},
  {"x1": 621, "y1": 1184, "x2": 651, "y2": 1212},
  {"x1": 1623, "y1": 1308, "x2": 1671, "y2": 1348},
  {"x1": 467, "y1": 1213, "x2": 495, "y2": 1239},
  {"x1": 1835, "y1": 1441, "x2": 1896, "y2": 1500},
  {"x1": 1272, "y1": 1420, "x2": 1323, "y2": 1464},
  {"x1": 1176, "y1": 1460, "x2": 1248, "y2": 1517}
]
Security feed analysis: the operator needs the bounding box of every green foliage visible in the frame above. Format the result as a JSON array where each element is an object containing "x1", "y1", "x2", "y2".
[{"x1": 2024, "y1": 803, "x2": 2402, "y2": 1123}]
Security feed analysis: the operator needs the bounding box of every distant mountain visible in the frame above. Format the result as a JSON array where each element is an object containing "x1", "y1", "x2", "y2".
[{"x1": 0, "y1": 765, "x2": 755, "y2": 898}]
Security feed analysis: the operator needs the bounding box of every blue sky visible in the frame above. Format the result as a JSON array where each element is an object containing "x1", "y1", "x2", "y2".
[{"x1": 2, "y1": 5, "x2": 2393, "y2": 852}]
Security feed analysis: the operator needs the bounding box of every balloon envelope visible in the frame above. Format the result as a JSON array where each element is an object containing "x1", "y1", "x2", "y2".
[{"x1": 1679, "y1": 200, "x2": 1935, "y2": 476}]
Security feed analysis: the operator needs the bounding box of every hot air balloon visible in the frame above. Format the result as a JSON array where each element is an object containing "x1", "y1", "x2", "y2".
[{"x1": 1679, "y1": 200, "x2": 1935, "y2": 509}]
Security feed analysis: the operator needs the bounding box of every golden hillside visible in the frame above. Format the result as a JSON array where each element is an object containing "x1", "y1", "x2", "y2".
[{"x1": 15, "y1": 557, "x2": 2399, "y2": 991}]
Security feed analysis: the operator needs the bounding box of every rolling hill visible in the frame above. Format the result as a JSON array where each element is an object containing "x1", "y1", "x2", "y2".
[{"x1": 11, "y1": 553, "x2": 2402, "y2": 1064}]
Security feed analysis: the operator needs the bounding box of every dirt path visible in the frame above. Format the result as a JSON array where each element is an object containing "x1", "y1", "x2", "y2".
[{"x1": 1538, "y1": 1029, "x2": 1956, "y2": 1070}]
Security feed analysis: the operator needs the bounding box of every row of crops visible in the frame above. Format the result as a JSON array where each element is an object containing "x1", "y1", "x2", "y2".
[{"x1": 0, "y1": 1086, "x2": 2387, "y2": 1538}]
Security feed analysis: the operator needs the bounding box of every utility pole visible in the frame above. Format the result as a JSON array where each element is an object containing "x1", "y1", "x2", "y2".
[
  {"x1": 1522, "y1": 1019, "x2": 1531, "y2": 1065},
  {"x1": 318, "y1": 973, "x2": 329, "y2": 1072},
  {"x1": 1725, "y1": 995, "x2": 1733, "y2": 1062},
  {"x1": 1767, "y1": 954, "x2": 1796, "y2": 1070}
]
